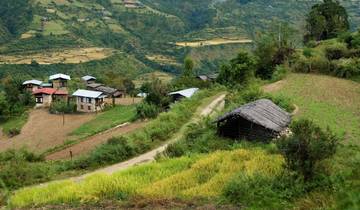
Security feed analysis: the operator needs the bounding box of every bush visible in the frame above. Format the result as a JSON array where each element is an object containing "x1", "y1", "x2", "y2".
[
  {"x1": 7, "y1": 128, "x2": 20, "y2": 137},
  {"x1": 0, "y1": 149, "x2": 44, "y2": 163},
  {"x1": 271, "y1": 65, "x2": 289, "y2": 82},
  {"x1": 49, "y1": 100, "x2": 76, "y2": 114},
  {"x1": 325, "y1": 44, "x2": 348, "y2": 60},
  {"x1": 136, "y1": 102, "x2": 160, "y2": 119},
  {"x1": 331, "y1": 59, "x2": 360, "y2": 78},
  {"x1": 276, "y1": 119, "x2": 339, "y2": 181},
  {"x1": 74, "y1": 137, "x2": 134, "y2": 168}
]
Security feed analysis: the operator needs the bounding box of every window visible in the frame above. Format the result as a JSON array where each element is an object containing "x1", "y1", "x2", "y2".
[
  {"x1": 80, "y1": 97, "x2": 84, "y2": 103},
  {"x1": 80, "y1": 105, "x2": 84, "y2": 109},
  {"x1": 87, "y1": 98, "x2": 92, "y2": 103},
  {"x1": 36, "y1": 97, "x2": 43, "y2": 104},
  {"x1": 88, "y1": 106, "x2": 91, "y2": 111}
]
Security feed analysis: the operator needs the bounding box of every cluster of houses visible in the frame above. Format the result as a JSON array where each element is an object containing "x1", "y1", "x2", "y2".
[{"x1": 22, "y1": 73, "x2": 124, "y2": 113}]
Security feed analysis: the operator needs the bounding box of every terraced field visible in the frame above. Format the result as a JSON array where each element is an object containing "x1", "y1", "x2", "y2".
[{"x1": 0, "y1": 48, "x2": 116, "y2": 64}]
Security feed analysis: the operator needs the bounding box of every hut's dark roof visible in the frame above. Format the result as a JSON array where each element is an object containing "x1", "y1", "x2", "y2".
[
  {"x1": 216, "y1": 99, "x2": 291, "y2": 132},
  {"x1": 87, "y1": 83, "x2": 103, "y2": 89}
]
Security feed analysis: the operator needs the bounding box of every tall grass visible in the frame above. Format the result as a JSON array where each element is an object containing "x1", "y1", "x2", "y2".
[{"x1": 9, "y1": 148, "x2": 283, "y2": 208}]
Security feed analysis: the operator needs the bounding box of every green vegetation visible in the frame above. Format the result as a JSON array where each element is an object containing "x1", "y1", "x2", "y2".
[
  {"x1": 71, "y1": 89, "x2": 218, "y2": 169},
  {"x1": 0, "y1": 0, "x2": 33, "y2": 38},
  {"x1": 0, "y1": 112, "x2": 29, "y2": 137},
  {"x1": 0, "y1": 76, "x2": 34, "y2": 136},
  {"x1": 9, "y1": 148, "x2": 283, "y2": 208},
  {"x1": 271, "y1": 73, "x2": 360, "y2": 144},
  {"x1": 304, "y1": 0, "x2": 349, "y2": 42},
  {"x1": 0, "y1": 89, "x2": 218, "y2": 196},
  {"x1": 71, "y1": 105, "x2": 136, "y2": 138},
  {"x1": 277, "y1": 119, "x2": 338, "y2": 181}
]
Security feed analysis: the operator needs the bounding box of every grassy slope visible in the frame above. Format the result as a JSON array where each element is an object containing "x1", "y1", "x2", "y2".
[
  {"x1": 70, "y1": 105, "x2": 136, "y2": 139},
  {"x1": 272, "y1": 73, "x2": 360, "y2": 145},
  {"x1": 6, "y1": 75, "x2": 360, "y2": 209},
  {"x1": 0, "y1": 112, "x2": 29, "y2": 136}
]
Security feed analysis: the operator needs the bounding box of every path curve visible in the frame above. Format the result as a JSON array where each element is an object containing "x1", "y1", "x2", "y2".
[{"x1": 73, "y1": 93, "x2": 226, "y2": 181}]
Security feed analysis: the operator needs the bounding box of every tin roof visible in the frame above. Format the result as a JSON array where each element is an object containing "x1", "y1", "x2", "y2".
[
  {"x1": 23, "y1": 80, "x2": 43, "y2": 86},
  {"x1": 49, "y1": 73, "x2": 71, "y2": 81},
  {"x1": 169, "y1": 88, "x2": 199, "y2": 98},
  {"x1": 82, "y1": 75, "x2": 96, "y2": 81},
  {"x1": 72, "y1": 89, "x2": 105, "y2": 98}
]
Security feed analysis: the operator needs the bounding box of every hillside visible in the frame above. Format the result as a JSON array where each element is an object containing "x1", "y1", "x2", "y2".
[
  {"x1": 5, "y1": 74, "x2": 360, "y2": 209},
  {"x1": 0, "y1": 0, "x2": 359, "y2": 78}
]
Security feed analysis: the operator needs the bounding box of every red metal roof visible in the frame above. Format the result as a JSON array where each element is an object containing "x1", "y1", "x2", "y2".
[{"x1": 32, "y1": 88, "x2": 68, "y2": 95}]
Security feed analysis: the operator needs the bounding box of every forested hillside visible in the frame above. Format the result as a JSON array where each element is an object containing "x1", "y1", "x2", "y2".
[
  {"x1": 0, "y1": 0, "x2": 359, "y2": 78},
  {"x1": 0, "y1": 0, "x2": 33, "y2": 42}
]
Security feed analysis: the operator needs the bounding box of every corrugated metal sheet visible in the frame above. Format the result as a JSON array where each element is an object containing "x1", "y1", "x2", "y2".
[
  {"x1": 169, "y1": 88, "x2": 199, "y2": 98},
  {"x1": 49, "y1": 73, "x2": 71, "y2": 81},
  {"x1": 72, "y1": 89, "x2": 105, "y2": 98}
]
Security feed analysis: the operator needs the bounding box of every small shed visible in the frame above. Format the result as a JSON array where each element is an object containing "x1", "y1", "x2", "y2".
[
  {"x1": 23, "y1": 80, "x2": 43, "y2": 92},
  {"x1": 72, "y1": 89, "x2": 106, "y2": 112},
  {"x1": 49, "y1": 73, "x2": 71, "y2": 90},
  {"x1": 95, "y1": 86, "x2": 124, "y2": 98},
  {"x1": 169, "y1": 88, "x2": 199, "y2": 101},
  {"x1": 216, "y1": 99, "x2": 291, "y2": 141},
  {"x1": 82, "y1": 75, "x2": 96, "y2": 84},
  {"x1": 86, "y1": 83, "x2": 103, "y2": 90}
]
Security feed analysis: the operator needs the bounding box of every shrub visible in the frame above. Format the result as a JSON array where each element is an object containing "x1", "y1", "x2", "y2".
[
  {"x1": 276, "y1": 119, "x2": 339, "y2": 181},
  {"x1": 49, "y1": 100, "x2": 76, "y2": 114},
  {"x1": 74, "y1": 137, "x2": 134, "y2": 168},
  {"x1": 136, "y1": 102, "x2": 160, "y2": 119},
  {"x1": 271, "y1": 65, "x2": 289, "y2": 82},
  {"x1": 325, "y1": 44, "x2": 348, "y2": 60},
  {"x1": 0, "y1": 148, "x2": 44, "y2": 163},
  {"x1": 7, "y1": 128, "x2": 20, "y2": 137},
  {"x1": 331, "y1": 59, "x2": 360, "y2": 78}
]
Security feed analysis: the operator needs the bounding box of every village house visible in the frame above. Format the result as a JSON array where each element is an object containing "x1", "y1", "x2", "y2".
[
  {"x1": 169, "y1": 88, "x2": 199, "y2": 102},
  {"x1": 215, "y1": 99, "x2": 291, "y2": 141},
  {"x1": 86, "y1": 83, "x2": 125, "y2": 98},
  {"x1": 49, "y1": 73, "x2": 71, "y2": 90},
  {"x1": 32, "y1": 88, "x2": 68, "y2": 108},
  {"x1": 72, "y1": 89, "x2": 106, "y2": 113},
  {"x1": 81, "y1": 75, "x2": 97, "y2": 84},
  {"x1": 22, "y1": 80, "x2": 43, "y2": 92}
]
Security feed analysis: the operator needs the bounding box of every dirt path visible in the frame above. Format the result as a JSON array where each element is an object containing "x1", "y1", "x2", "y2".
[
  {"x1": 73, "y1": 93, "x2": 226, "y2": 181},
  {"x1": 262, "y1": 80, "x2": 286, "y2": 93},
  {"x1": 46, "y1": 121, "x2": 148, "y2": 160},
  {"x1": 0, "y1": 109, "x2": 95, "y2": 153}
]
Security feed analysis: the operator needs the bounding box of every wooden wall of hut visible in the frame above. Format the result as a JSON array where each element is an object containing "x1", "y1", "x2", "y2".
[{"x1": 217, "y1": 116, "x2": 276, "y2": 141}]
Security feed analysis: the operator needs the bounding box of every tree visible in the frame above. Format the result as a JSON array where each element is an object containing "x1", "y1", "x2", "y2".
[
  {"x1": 304, "y1": 0, "x2": 349, "y2": 42},
  {"x1": 276, "y1": 119, "x2": 338, "y2": 181},
  {"x1": 183, "y1": 57, "x2": 194, "y2": 78},
  {"x1": 144, "y1": 79, "x2": 170, "y2": 109},
  {"x1": 254, "y1": 22, "x2": 296, "y2": 79},
  {"x1": 217, "y1": 51, "x2": 256, "y2": 87},
  {"x1": 0, "y1": 92, "x2": 10, "y2": 121}
]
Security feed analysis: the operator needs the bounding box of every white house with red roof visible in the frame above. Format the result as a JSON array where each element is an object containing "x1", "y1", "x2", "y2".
[{"x1": 33, "y1": 88, "x2": 68, "y2": 107}]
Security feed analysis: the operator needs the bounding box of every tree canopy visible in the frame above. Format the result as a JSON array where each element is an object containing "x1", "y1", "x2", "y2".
[{"x1": 304, "y1": 0, "x2": 349, "y2": 42}]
